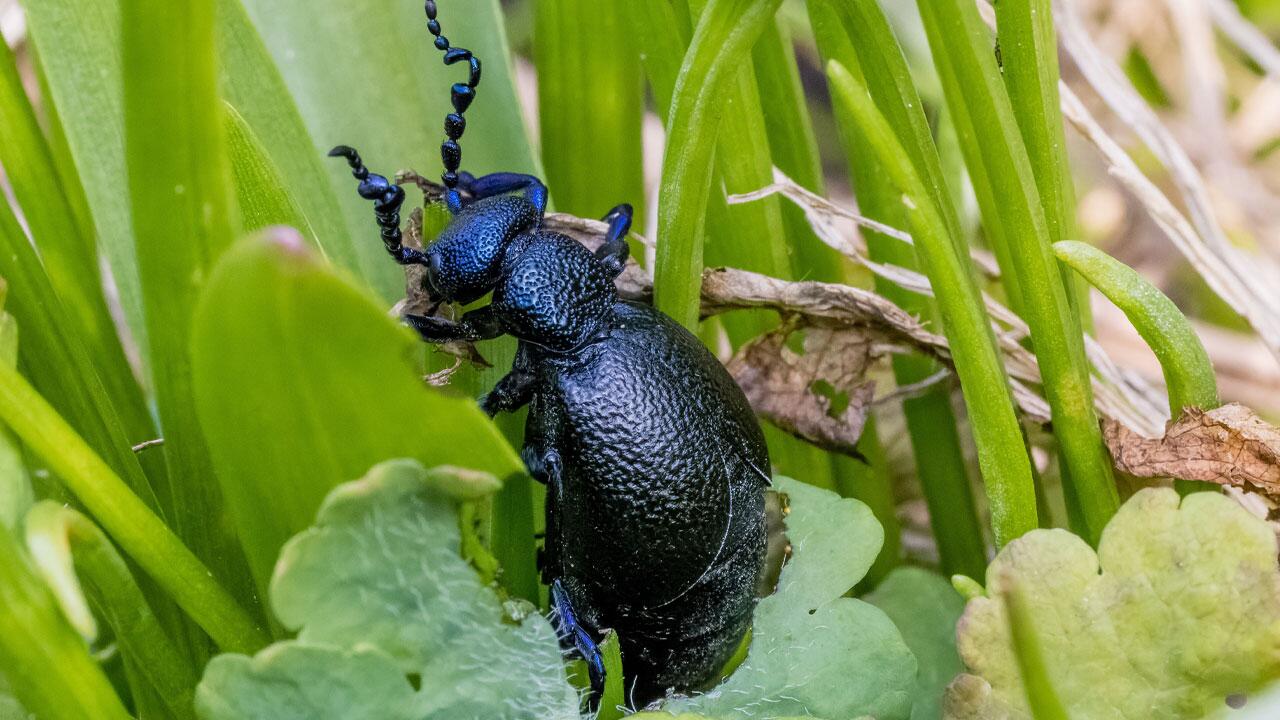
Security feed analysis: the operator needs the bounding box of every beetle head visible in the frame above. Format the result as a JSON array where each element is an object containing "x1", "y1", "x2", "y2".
[{"x1": 422, "y1": 195, "x2": 541, "y2": 305}]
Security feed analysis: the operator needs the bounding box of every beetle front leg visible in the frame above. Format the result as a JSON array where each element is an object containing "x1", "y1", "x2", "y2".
[
  {"x1": 480, "y1": 345, "x2": 536, "y2": 416},
  {"x1": 403, "y1": 306, "x2": 503, "y2": 343},
  {"x1": 594, "y1": 203, "x2": 633, "y2": 279},
  {"x1": 456, "y1": 171, "x2": 548, "y2": 216}
]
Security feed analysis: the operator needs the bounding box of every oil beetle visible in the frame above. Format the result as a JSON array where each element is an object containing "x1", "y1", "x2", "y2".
[{"x1": 329, "y1": 1, "x2": 770, "y2": 705}]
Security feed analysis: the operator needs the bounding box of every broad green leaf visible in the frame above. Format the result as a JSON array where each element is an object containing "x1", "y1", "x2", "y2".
[
  {"x1": 945, "y1": 488, "x2": 1280, "y2": 719},
  {"x1": 190, "y1": 229, "x2": 524, "y2": 594},
  {"x1": 866, "y1": 567, "x2": 966, "y2": 720},
  {"x1": 199, "y1": 644, "x2": 417, "y2": 720},
  {"x1": 0, "y1": 673, "x2": 30, "y2": 720},
  {"x1": 237, "y1": 0, "x2": 540, "y2": 302},
  {"x1": 662, "y1": 477, "x2": 916, "y2": 720},
  {"x1": 196, "y1": 459, "x2": 580, "y2": 720}
]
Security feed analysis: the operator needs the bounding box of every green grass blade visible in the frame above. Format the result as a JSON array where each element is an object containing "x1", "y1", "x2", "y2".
[
  {"x1": 224, "y1": 103, "x2": 314, "y2": 235},
  {"x1": 25, "y1": 502, "x2": 199, "y2": 719},
  {"x1": 0, "y1": 165, "x2": 158, "y2": 511},
  {"x1": 808, "y1": 0, "x2": 988, "y2": 575},
  {"x1": 915, "y1": 0, "x2": 1117, "y2": 544},
  {"x1": 216, "y1": 0, "x2": 362, "y2": 272},
  {"x1": 534, "y1": 0, "x2": 645, "y2": 220},
  {"x1": 123, "y1": 0, "x2": 249, "y2": 594},
  {"x1": 22, "y1": 0, "x2": 150, "y2": 354},
  {"x1": 0, "y1": 523, "x2": 131, "y2": 720},
  {"x1": 0, "y1": 42, "x2": 158, "y2": 463},
  {"x1": 0, "y1": 364, "x2": 268, "y2": 654},
  {"x1": 751, "y1": 19, "x2": 844, "y2": 283},
  {"x1": 1000, "y1": 578, "x2": 1072, "y2": 720},
  {"x1": 995, "y1": 0, "x2": 1091, "y2": 329},
  {"x1": 190, "y1": 229, "x2": 526, "y2": 596},
  {"x1": 654, "y1": 0, "x2": 785, "y2": 329},
  {"x1": 1054, "y1": 242, "x2": 1217, "y2": 414},
  {"x1": 238, "y1": 0, "x2": 540, "y2": 302},
  {"x1": 827, "y1": 62, "x2": 1038, "y2": 547}
]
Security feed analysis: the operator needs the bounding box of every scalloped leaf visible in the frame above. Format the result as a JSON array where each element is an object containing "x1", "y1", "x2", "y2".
[
  {"x1": 945, "y1": 488, "x2": 1280, "y2": 719},
  {"x1": 659, "y1": 477, "x2": 916, "y2": 720},
  {"x1": 196, "y1": 459, "x2": 579, "y2": 720},
  {"x1": 866, "y1": 567, "x2": 966, "y2": 720}
]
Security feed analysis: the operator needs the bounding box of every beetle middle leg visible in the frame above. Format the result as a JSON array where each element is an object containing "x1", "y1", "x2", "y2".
[
  {"x1": 480, "y1": 344, "x2": 536, "y2": 417},
  {"x1": 551, "y1": 578, "x2": 605, "y2": 695}
]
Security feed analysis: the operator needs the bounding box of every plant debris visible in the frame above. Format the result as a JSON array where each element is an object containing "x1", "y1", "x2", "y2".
[
  {"x1": 725, "y1": 322, "x2": 877, "y2": 458},
  {"x1": 1104, "y1": 404, "x2": 1280, "y2": 496}
]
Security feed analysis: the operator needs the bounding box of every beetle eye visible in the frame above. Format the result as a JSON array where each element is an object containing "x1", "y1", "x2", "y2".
[{"x1": 423, "y1": 250, "x2": 444, "y2": 299}]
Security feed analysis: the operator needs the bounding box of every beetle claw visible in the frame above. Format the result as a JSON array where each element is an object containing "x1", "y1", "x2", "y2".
[{"x1": 550, "y1": 579, "x2": 605, "y2": 695}]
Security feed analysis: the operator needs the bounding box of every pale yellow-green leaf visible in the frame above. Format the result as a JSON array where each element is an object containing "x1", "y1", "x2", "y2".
[{"x1": 945, "y1": 488, "x2": 1280, "y2": 719}]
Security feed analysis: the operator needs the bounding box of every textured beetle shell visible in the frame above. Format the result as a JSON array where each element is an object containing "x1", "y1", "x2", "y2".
[
  {"x1": 421, "y1": 192, "x2": 770, "y2": 700},
  {"x1": 531, "y1": 301, "x2": 769, "y2": 695}
]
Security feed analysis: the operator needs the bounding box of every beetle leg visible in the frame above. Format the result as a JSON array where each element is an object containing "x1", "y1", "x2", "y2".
[
  {"x1": 480, "y1": 346, "x2": 536, "y2": 416},
  {"x1": 593, "y1": 203, "x2": 633, "y2": 279},
  {"x1": 456, "y1": 171, "x2": 548, "y2": 216},
  {"x1": 551, "y1": 579, "x2": 605, "y2": 694},
  {"x1": 403, "y1": 306, "x2": 503, "y2": 343}
]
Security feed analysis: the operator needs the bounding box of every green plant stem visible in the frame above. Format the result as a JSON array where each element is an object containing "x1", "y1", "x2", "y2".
[
  {"x1": 828, "y1": 62, "x2": 1038, "y2": 547},
  {"x1": 0, "y1": 523, "x2": 131, "y2": 720},
  {"x1": 809, "y1": 0, "x2": 988, "y2": 574},
  {"x1": 654, "y1": 0, "x2": 785, "y2": 330},
  {"x1": 0, "y1": 364, "x2": 268, "y2": 654},
  {"x1": 751, "y1": 19, "x2": 844, "y2": 283},
  {"x1": 1001, "y1": 577, "x2": 1071, "y2": 720},
  {"x1": 25, "y1": 502, "x2": 198, "y2": 719},
  {"x1": 1053, "y1": 241, "x2": 1219, "y2": 494},
  {"x1": 534, "y1": 0, "x2": 645, "y2": 222},
  {"x1": 916, "y1": 0, "x2": 1118, "y2": 544},
  {"x1": 995, "y1": 0, "x2": 1092, "y2": 332}
]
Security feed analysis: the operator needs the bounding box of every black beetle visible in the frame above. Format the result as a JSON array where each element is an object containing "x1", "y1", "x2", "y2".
[{"x1": 329, "y1": 1, "x2": 770, "y2": 705}]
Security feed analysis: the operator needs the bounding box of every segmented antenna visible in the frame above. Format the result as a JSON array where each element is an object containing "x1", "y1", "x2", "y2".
[{"x1": 424, "y1": 0, "x2": 482, "y2": 192}]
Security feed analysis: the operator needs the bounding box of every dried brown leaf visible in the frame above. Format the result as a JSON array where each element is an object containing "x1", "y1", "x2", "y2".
[
  {"x1": 1104, "y1": 404, "x2": 1280, "y2": 495},
  {"x1": 726, "y1": 323, "x2": 877, "y2": 457}
]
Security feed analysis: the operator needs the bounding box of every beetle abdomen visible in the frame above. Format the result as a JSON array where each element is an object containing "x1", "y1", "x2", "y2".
[{"x1": 537, "y1": 301, "x2": 769, "y2": 694}]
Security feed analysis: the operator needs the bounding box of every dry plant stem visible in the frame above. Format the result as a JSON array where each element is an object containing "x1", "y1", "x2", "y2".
[
  {"x1": 1204, "y1": 0, "x2": 1280, "y2": 80},
  {"x1": 0, "y1": 363, "x2": 268, "y2": 654},
  {"x1": 1055, "y1": 0, "x2": 1280, "y2": 361},
  {"x1": 827, "y1": 62, "x2": 1038, "y2": 547}
]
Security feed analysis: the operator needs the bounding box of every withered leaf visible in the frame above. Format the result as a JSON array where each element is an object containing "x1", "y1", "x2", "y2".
[
  {"x1": 1104, "y1": 403, "x2": 1280, "y2": 495},
  {"x1": 727, "y1": 324, "x2": 877, "y2": 457}
]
